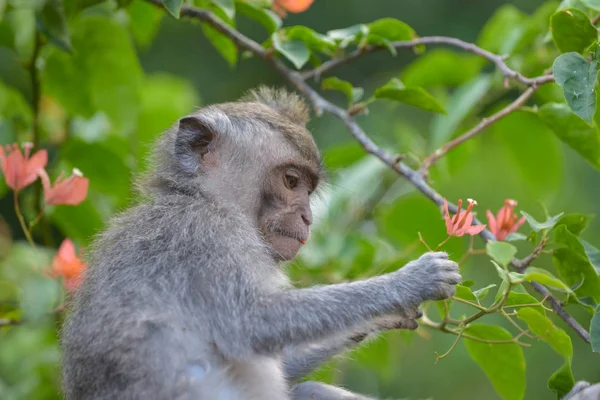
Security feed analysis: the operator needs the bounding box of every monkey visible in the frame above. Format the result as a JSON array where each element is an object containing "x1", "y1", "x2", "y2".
[
  {"x1": 61, "y1": 87, "x2": 461, "y2": 400},
  {"x1": 562, "y1": 382, "x2": 600, "y2": 400}
]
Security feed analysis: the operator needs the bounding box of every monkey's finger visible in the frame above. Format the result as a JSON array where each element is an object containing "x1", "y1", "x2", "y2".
[
  {"x1": 439, "y1": 260, "x2": 459, "y2": 271},
  {"x1": 420, "y1": 251, "x2": 449, "y2": 261},
  {"x1": 414, "y1": 307, "x2": 424, "y2": 319},
  {"x1": 445, "y1": 272, "x2": 462, "y2": 285},
  {"x1": 398, "y1": 319, "x2": 418, "y2": 330}
]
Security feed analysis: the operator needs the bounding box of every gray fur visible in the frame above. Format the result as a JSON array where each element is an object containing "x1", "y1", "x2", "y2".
[
  {"x1": 562, "y1": 382, "x2": 600, "y2": 400},
  {"x1": 61, "y1": 87, "x2": 460, "y2": 400}
]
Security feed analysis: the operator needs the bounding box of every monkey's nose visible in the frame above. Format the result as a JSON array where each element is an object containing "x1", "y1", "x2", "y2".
[{"x1": 301, "y1": 210, "x2": 312, "y2": 226}]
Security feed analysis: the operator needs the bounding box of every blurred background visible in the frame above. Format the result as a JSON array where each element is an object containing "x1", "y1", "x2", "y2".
[{"x1": 1, "y1": 0, "x2": 599, "y2": 398}]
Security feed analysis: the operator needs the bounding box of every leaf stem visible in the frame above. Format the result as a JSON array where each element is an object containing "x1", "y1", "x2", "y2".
[{"x1": 14, "y1": 191, "x2": 35, "y2": 248}]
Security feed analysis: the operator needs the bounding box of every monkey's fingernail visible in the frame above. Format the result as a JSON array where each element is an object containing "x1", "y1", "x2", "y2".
[{"x1": 299, "y1": 240, "x2": 306, "y2": 245}]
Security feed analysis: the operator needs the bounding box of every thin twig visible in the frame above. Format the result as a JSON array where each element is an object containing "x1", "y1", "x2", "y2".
[
  {"x1": 14, "y1": 192, "x2": 35, "y2": 247},
  {"x1": 419, "y1": 86, "x2": 538, "y2": 173},
  {"x1": 144, "y1": 0, "x2": 590, "y2": 344},
  {"x1": 512, "y1": 238, "x2": 547, "y2": 272},
  {"x1": 302, "y1": 36, "x2": 554, "y2": 87}
]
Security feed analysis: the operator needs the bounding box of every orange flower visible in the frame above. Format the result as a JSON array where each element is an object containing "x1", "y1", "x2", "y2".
[
  {"x1": 37, "y1": 168, "x2": 89, "y2": 206},
  {"x1": 0, "y1": 143, "x2": 47, "y2": 191},
  {"x1": 443, "y1": 198, "x2": 486, "y2": 237},
  {"x1": 51, "y1": 239, "x2": 86, "y2": 291},
  {"x1": 486, "y1": 199, "x2": 526, "y2": 241},
  {"x1": 273, "y1": 0, "x2": 314, "y2": 15}
]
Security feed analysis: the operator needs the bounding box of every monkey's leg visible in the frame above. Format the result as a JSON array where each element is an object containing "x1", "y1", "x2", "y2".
[
  {"x1": 283, "y1": 335, "x2": 358, "y2": 382},
  {"x1": 290, "y1": 381, "x2": 376, "y2": 400}
]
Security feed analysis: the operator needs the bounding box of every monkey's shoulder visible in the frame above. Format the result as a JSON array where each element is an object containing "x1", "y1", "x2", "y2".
[{"x1": 91, "y1": 199, "x2": 269, "y2": 268}]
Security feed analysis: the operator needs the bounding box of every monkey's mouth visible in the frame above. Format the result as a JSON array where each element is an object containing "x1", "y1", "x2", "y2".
[{"x1": 270, "y1": 230, "x2": 309, "y2": 245}]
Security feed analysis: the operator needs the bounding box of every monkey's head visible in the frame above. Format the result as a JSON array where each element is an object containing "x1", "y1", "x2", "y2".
[{"x1": 145, "y1": 87, "x2": 324, "y2": 262}]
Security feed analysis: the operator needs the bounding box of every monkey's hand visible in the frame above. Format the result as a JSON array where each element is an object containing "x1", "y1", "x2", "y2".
[
  {"x1": 393, "y1": 251, "x2": 460, "y2": 309},
  {"x1": 348, "y1": 308, "x2": 423, "y2": 344},
  {"x1": 371, "y1": 308, "x2": 423, "y2": 331}
]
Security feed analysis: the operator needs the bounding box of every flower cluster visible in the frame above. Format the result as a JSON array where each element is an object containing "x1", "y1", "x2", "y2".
[
  {"x1": 443, "y1": 198, "x2": 486, "y2": 237},
  {"x1": 1, "y1": 142, "x2": 90, "y2": 292},
  {"x1": 51, "y1": 239, "x2": 87, "y2": 292},
  {"x1": 0, "y1": 142, "x2": 88, "y2": 205},
  {"x1": 443, "y1": 197, "x2": 526, "y2": 241},
  {"x1": 273, "y1": 0, "x2": 315, "y2": 16},
  {"x1": 487, "y1": 199, "x2": 526, "y2": 241}
]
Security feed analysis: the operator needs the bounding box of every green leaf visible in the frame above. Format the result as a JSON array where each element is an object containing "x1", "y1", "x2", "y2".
[
  {"x1": 473, "y1": 284, "x2": 497, "y2": 300},
  {"x1": 486, "y1": 241, "x2": 518, "y2": 267},
  {"x1": 43, "y1": 16, "x2": 143, "y2": 133},
  {"x1": 127, "y1": 0, "x2": 164, "y2": 49},
  {"x1": 137, "y1": 73, "x2": 200, "y2": 170},
  {"x1": 0, "y1": 47, "x2": 32, "y2": 105},
  {"x1": 321, "y1": 142, "x2": 365, "y2": 169},
  {"x1": 492, "y1": 110, "x2": 564, "y2": 197},
  {"x1": 538, "y1": 103, "x2": 600, "y2": 169},
  {"x1": 211, "y1": 0, "x2": 234, "y2": 19},
  {"x1": 321, "y1": 77, "x2": 363, "y2": 105},
  {"x1": 477, "y1": 4, "x2": 526, "y2": 54},
  {"x1": 583, "y1": 0, "x2": 600, "y2": 9},
  {"x1": 581, "y1": 239, "x2": 600, "y2": 274},
  {"x1": 551, "y1": 9, "x2": 597, "y2": 53},
  {"x1": 327, "y1": 24, "x2": 368, "y2": 43},
  {"x1": 553, "y1": 51, "x2": 599, "y2": 123},
  {"x1": 20, "y1": 277, "x2": 60, "y2": 322},
  {"x1": 504, "y1": 291, "x2": 545, "y2": 312},
  {"x1": 36, "y1": 0, "x2": 71, "y2": 52},
  {"x1": 505, "y1": 233, "x2": 528, "y2": 242},
  {"x1": 454, "y1": 284, "x2": 477, "y2": 301},
  {"x1": 493, "y1": 260, "x2": 510, "y2": 282},
  {"x1": 553, "y1": 225, "x2": 600, "y2": 301},
  {"x1": 48, "y1": 199, "x2": 104, "y2": 244},
  {"x1": 523, "y1": 266, "x2": 574, "y2": 293},
  {"x1": 367, "y1": 18, "x2": 417, "y2": 41},
  {"x1": 60, "y1": 139, "x2": 131, "y2": 204},
  {"x1": 201, "y1": 23, "x2": 238, "y2": 68},
  {"x1": 431, "y1": 75, "x2": 492, "y2": 148},
  {"x1": 272, "y1": 33, "x2": 310, "y2": 69},
  {"x1": 285, "y1": 26, "x2": 336, "y2": 55},
  {"x1": 520, "y1": 210, "x2": 564, "y2": 232},
  {"x1": 365, "y1": 18, "x2": 421, "y2": 53},
  {"x1": 464, "y1": 324, "x2": 526, "y2": 400},
  {"x1": 374, "y1": 78, "x2": 445, "y2": 114},
  {"x1": 161, "y1": 0, "x2": 183, "y2": 18},
  {"x1": 591, "y1": 305, "x2": 600, "y2": 352},
  {"x1": 235, "y1": 0, "x2": 280, "y2": 35},
  {"x1": 518, "y1": 307, "x2": 574, "y2": 398},
  {"x1": 401, "y1": 49, "x2": 485, "y2": 88},
  {"x1": 517, "y1": 307, "x2": 573, "y2": 358},
  {"x1": 548, "y1": 362, "x2": 575, "y2": 398},
  {"x1": 556, "y1": 214, "x2": 594, "y2": 235}
]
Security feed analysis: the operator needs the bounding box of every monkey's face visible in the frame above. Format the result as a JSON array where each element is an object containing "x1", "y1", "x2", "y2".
[{"x1": 258, "y1": 163, "x2": 317, "y2": 262}]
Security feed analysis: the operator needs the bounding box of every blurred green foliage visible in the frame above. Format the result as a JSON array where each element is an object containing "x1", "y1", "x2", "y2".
[{"x1": 1, "y1": 0, "x2": 600, "y2": 399}]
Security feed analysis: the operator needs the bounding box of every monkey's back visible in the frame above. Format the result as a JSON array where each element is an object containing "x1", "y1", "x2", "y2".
[{"x1": 61, "y1": 197, "x2": 284, "y2": 399}]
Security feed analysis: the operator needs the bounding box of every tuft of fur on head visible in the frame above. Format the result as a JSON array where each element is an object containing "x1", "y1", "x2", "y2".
[{"x1": 241, "y1": 86, "x2": 309, "y2": 126}]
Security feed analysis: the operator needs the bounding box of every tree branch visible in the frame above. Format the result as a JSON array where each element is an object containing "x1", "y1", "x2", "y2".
[
  {"x1": 302, "y1": 36, "x2": 555, "y2": 86},
  {"x1": 419, "y1": 86, "x2": 539, "y2": 173},
  {"x1": 144, "y1": 0, "x2": 590, "y2": 344}
]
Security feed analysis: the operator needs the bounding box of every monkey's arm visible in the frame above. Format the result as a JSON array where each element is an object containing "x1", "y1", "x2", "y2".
[
  {"x1": 282, "y1": 313, "x2": 421, "y2": 381},
  {"x1": 282, "y1": 335, "x2": 361, "y2": 382},
  {"x1": 215, "y1": 253, "x2": 457, "y2": 359}
]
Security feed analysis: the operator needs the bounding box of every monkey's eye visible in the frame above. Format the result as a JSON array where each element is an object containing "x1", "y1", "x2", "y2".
[{"x1": 285, "y1": 174, "x2": 299, "y2": 190}]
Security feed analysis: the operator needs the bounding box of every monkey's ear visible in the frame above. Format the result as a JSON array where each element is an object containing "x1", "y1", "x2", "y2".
[{"x1": 175, "y1": 116, "x2": 216, "y2": 174}]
